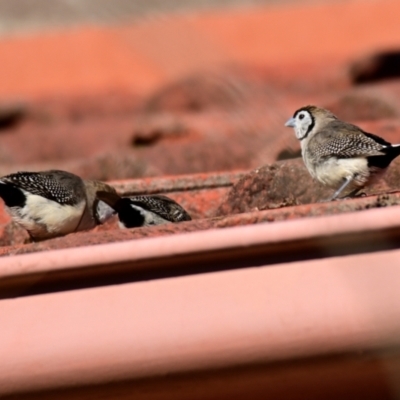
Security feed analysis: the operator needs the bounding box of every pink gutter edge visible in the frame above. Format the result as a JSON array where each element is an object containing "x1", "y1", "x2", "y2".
[
  {"x1": 1, "y1": 242, "x2": 400, "y2": 395},
  {"x1": 1, "y1": 204, "x2": 400, "y2": 395},
  {"x1": 1, "y1": 203, "x2": 400, "y2": 280}
]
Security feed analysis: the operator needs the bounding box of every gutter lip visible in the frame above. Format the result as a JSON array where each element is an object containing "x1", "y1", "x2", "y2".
[
  {"x1": 1, "y1": 203, "x2": 400, "y2": 283},
  {"x1": 2, "y1": 247, "x2": 400, "y2": 396}
]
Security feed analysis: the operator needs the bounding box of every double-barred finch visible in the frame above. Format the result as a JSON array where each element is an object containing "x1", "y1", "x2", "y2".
[
  {"x1": 285, "y1": 105, "x2": 400, "y2": 200},
  {"x1": 96, "y1": 191, "x2": 192, "y2": 229},
  {"x1": 0, "y1": 170, "x2": 116, "y2": 240}
]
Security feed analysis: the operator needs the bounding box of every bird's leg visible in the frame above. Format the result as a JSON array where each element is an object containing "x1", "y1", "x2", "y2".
[{"x1": 329, "y1": 175, "x2": 353, "y2": 201}]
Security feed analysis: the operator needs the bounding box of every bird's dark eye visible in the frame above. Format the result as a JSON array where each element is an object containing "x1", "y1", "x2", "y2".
[{"x1": 299, "y1": 114, "x2": 304, "y2": 120}]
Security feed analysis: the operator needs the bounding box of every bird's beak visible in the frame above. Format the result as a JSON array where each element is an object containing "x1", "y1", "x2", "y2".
[{"x1": 285, "y1": 117, "x2": 296, "y2": 127}]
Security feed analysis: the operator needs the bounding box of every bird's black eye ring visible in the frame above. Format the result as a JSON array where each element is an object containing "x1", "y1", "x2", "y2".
[{"x1": 299, "y1": 113, "x2": 304, "y2": 120}]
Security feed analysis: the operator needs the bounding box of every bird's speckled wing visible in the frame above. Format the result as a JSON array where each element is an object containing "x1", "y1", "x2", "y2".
[
  {"x1": 129, "y1": 195, "x2": 192, "y2": 222},
  {"x1": 1, "y1": 170, "x2": 82, "y2": 205},
  {"x1": 308, "y1": 120, "x2": 390, "y2": 160}
]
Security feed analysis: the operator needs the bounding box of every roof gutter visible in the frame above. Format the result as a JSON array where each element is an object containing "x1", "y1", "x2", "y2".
[
  {"x1": 1, "y1": 247, "x2": 400, "y2": 398},
  {"x1": 2, "y1": 204, "x2": 400, "y2": 297}
]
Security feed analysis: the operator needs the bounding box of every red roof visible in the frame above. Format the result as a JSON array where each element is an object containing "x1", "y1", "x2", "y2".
[{"x1": 1, "y1": 0, "x2": 400, "y2": 398}]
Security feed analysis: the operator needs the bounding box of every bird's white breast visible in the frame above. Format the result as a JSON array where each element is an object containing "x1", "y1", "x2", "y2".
[
  {"x1": 314, "y1": 157, "x2": 370, "y2": 187},
  {"x1": 9, "y1": 191, "x2": 86, "y2": 238}
]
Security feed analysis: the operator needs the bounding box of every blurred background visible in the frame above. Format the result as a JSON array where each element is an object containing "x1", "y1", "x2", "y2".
[
  {"x1": 0, "y1": 0, "x2": 398, "y2": 182},
  {"x1": 0, "y1": 0, "x2": 332, "y2": 33}
]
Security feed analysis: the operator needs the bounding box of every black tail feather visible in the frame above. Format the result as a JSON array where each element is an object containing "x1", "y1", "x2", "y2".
[{"x1": 367, "y1": 145, "x2": 400, "y2": 169}]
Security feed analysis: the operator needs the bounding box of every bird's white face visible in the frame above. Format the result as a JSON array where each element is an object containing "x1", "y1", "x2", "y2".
[
  {"x1": 285, "y1": 110, "x2": 314, "y2": 140},
  {"x1": 95, "y1": 200, "x2": 116, "y2": 223}
]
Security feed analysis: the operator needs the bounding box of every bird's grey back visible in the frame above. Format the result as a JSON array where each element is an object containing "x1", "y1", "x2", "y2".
[
  {"x1": 130, "y1": 195, "x2": 191, "y2": 222},
  {"x1": 1, "y1": 170, "x2": 85, "y2": 205},
  {"x1": 307, "y1": 120, "x2": 388, "y2": 160}
]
